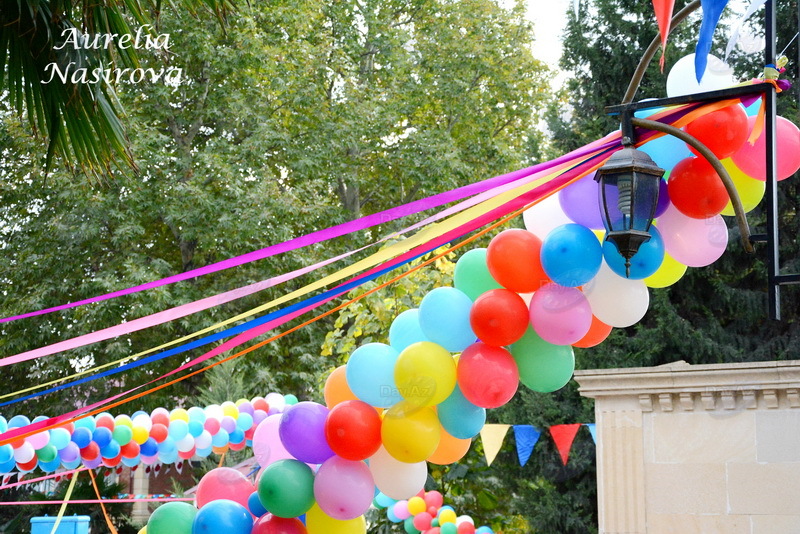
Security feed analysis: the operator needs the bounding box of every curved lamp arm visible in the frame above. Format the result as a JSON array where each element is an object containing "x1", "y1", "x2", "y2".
[{"x1": 631, "y1": 117, "x2": 755, "y2": 253}]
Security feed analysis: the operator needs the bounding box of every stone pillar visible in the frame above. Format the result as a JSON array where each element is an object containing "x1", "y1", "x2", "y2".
[
  {"x1": 131, "y1": 466, "x2": 150, "y2": 525},
  {"x1": 574, "y1": 360, "x2": 800, "y2": 534}
]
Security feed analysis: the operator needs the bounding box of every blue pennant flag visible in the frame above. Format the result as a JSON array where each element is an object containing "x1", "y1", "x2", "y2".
[
  {"x1": 695, "y1": 0, "x2": 730, "y2": 82},
  {"x1": 584, "y1": 423, "x2": 597, "y2": 444},
  {"x1": 513, "y1": 425, "x2": 541, "y2": 467}
]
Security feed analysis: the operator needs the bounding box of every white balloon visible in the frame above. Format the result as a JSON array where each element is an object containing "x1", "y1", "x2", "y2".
[
  {"x1": 522, "y1": 193, "x2": 572, "y2": 240},
  {"x1": 368, "y1": 446, "x2": 427, "y2": 500},
  {"x1": 666, "y1": 53, "x2": 736, "y2": 98},
  {"x1": 584, "y1": 262, "x2": 650, "y2": 328}
]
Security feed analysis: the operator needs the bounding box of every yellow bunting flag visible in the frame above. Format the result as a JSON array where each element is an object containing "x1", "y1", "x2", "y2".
[{"x1": 479, "y1": 424, "x2": 511, "y2": 467}]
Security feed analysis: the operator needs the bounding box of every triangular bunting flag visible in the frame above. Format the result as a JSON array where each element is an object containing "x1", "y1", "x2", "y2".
[
  {"x1": 480, "y1": 424, "x2": 510, "y2": 466},
  {"x1": 513, "y1": 425, "x2": 541, "y2": 467},
  {"x1": 584, "y1": 423, "x2": 597, "y2": 444},
  {"x1": 550, "y1": 424, "x2": 582, "y2": 466},
  {"x1": 695, "y1": 0, "x2": 730, "y2": 82},
  {"x1": 652, "y1": 0, "x2": 676, "y2": 69}
]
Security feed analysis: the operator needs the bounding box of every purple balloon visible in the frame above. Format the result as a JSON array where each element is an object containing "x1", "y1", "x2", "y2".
[
  {"x1": 58, "y1": 442, "x2": 80, "y2": 463},
  {"x1": 221, "y1": 416, "x2": 237, "y2": 434},
  {"x1": 252, "y1": 414, "x2": 293, "y2": 467},
  {"x1": 655, "y1": 179, "x2": 670, "y2": 217},
  {"x1": 558, "y1": 173, "x2": 604, "y2": 229},
  {"x1": 279, "y1": 402, "x2": 335, "y2": 465}
]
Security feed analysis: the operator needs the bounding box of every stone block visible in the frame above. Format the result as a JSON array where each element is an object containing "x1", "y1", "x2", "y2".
[
  {"x1": 646, "y1": 513, "x2": 749, "y2": 534},
  {"x1": 756, "y1": 410, "x2": 800, "y2": 462},
  {"x1": 728, "y1": 463, "x2": 800, "y2": 515},
  {"x1": 645, "y1": 463, "x2": 727, "y2": 515},
  {"x1": 751, "y1": 515, "x2": 800, "y2": 534},
  {"x1": 652, "y1": 411, "x2": 756, "y2": 464}
]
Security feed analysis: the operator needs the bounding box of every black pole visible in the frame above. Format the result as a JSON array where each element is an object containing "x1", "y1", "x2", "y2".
[{"x1": 765, "y1": 0, "x2": 781, "y2": 319}]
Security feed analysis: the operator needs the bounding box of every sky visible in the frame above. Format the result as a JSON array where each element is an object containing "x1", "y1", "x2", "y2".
[{"x1": 525, "y1": 0, "x2": 572, "y2": 71}]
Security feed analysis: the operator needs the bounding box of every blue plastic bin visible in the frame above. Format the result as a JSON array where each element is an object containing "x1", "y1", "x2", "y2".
[{"x1": 30, "y1": 515, "x2": 90, "y2": 534}]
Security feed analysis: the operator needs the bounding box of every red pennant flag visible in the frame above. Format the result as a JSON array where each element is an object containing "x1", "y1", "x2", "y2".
[
  {"x1": 550, "y1": 424, "x2": 582, "y2": 465},
  {"x1": 652, "y1": 0, "x2": 676, "y2": 70}
]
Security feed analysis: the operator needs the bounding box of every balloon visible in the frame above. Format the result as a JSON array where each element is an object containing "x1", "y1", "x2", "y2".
[
  {"x1": 437, "y1": 385, "x2": 486, "y2": 439},
  {"x1": 510, "y1": 327, "x2": 575, "y2": 393},
  {"x1": 305, "y1": 503, "x2": 366, "y2": 534},
  {"x1": 603, "y1": 225, "x2": 665, "y2": 280},
  {"x1": 149, "y1": 424, "x2": 168, "y2": 444},
  {"x1": 71, "y1": 427, "x2": 92, "y2": 449},
  {"x1": 258, "y1": 459, "x2": 316, "y2": 518},
  {"x1": 584, "y1": 262, "x2": 650, "y2": 327},
  {"x1": 453, "y1": 249, "x2": 503, "y2": 301},
  {"x1": 407, "y1": 497, "x2": 426, "y2": 516},
  {"x1": 668, "y1": 157, "x2": 729, "y2": 218},
  {"x1": 324, "y1": 400, "x2": 382, "y2": 461},
  {"x1": 418, "y1": 287, "x2": 476, "y2": 352},
  {"x1": 192, "y1": 499, "x2": 253, "y2": 534},
  {"x1": 346, "y1": 343, "x2": 402, "y2": 408},
  {"x1": 92, "y1": 427, "x2": 112, "y2": 449},
  {"x1": 252, "y1": 515, "x2": 308, "y2": 534},
  {"x1": 112, "y1": 425, "x2": 133, "y2": 446},
  {"x1": 314, "y1": 457, "x2": 374, "y2": 520},
  {"x1": 439, "y1": 508, "x2": 457, "y2": 524},
  {"x1": 457, "y1": 343, "x2": 519, "y2": 408},
  {"x1": 369, "y1": 446, "x2": 428, "y2": 499},
  {"x1": 657, "y1": 204, "x2": 729, "y2": 267},
  {"x1": 196, "y1": 467, "x2": 255, "y2": 509},
  {"x1": 249, "y1": 491, "x2": 268, "y2": 517},
  {"x1": 323, "y1": 366, "x2": 358, "y2": 408},
  {"x1": 643, "y1": 250, "x2": 688, "y2": 288},
  {"x1": 79, "y1": 442, "x2": 99, "y2": 461},
  {"x1": 26, "y1": 431, "x2": 49, "y2": 450},
  {"x1": 540, "y1": 224, "x2": 603, "y2": 287},
  {"x1": 48, "y1": 428, "x2": 71, "y2": 450},
  {"x1": 731, "y1": 115, "x2": 800, "y2": 180},
  {"x1": 381, "y1": 403, "x2": 440, "y2": 463},
  {"x1": 404, "y1": 517, "x2": 421, "y2": 534},
  {"x1": 486, "y1": 229, "x2": 549, "y2": 292},
  {"x1": 393, "y1": 500, "x2": 410, "y2": 520},
  {"x1": 529, "y1": 283, "x2": 592, "y2": 345},
  {"x1": 720, "y1": 158, "x2": 765, "y2": 215},
  {"x1": 522, "y1": 193, "x2": 573, "y2": 239},
  {"x1": 252, "y1": 415, "x2": 293, "y2": 468},
  {"x1": 469, "y1": 289, "x2": 529, "y2": 346},
  {"x1": 558, "y1": 174, "x2": 605, "y2": 229},
  {"x1": 640, "y1": 132, "x2": 693, "y2": 171},
  {"x1": 389, "y1": 309, "x2": 430, "y2": 353},
  {"x1": 572, "y1": 315, "x2": 613, "y2": 348},
  {"x1": 279, "y1": 402, "x2": 335, "y2": 464},
  {"x1": 394, "y1": 341, "x2": 456, "y2": 406},
  {"x1": 413, "y1": 512, "x2": 433, "y2": 531},
  {"x1": 427, "y1": 428, "x2": 471, "y2": 465},
  {"x1": 684, "y1": 104, "x2": 748, "y2": 159},
  {"x1": 147, "y1": 502, "x2": 196, "y2": 534},
  {"x1": 666, "y1": 53, "x2": 735, "y2": 97},
  {"x1": 35, "y1": 444, "x2": 57, "y2": 463}
]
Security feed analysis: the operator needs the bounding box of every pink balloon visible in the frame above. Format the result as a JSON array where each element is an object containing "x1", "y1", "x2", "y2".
[
  {"x1": 252, "y1": 514, "x2": 308, "y2": 534},
  {"x1": 424, "y1": 491, "x2": 444, "y2": 510},
  {"x1": 196, "y1": 467, "x2": 255, "y2": 509},
  {"x1": 657, "y1": 204, "x2": 729, "y2": 267},
  {"x1": 529, "y1": 283, "x2": 592, "y2": 345},
  {"x1": 252, "y1": 415, "x2": 293, "y2": 467},
  {"x1": 394, "y1": 500, "x2": 411, "y2": 520},
  {"x1": 731, "y1": 115, "x2": 800, "y2": 181},
  {"x1": 313, "y1": 456, "x2": 375, "y2": 520},
  {"x1": 457, "y1": 343, "x2": 519, "y2": 409}
]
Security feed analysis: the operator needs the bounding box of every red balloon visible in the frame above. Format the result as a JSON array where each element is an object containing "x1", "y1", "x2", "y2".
[
  {"x1": 457, "y1": 523, "x2": 476, "y2": 534},
  {"x1": 149, "y1": 423, "x2": 169, "y2": 443},
  {"x1": 324, "y1": 400, "x2": 382, "y2": 460},
  {"x1": 95, "y1": 415, "x2": 115, "y2": 431},
  {"x1": 17, "y1": 457, "x2": 39, "y2": 471},
  {"x1": 252, "y1": 398, "x2": 270, "y2": 412},
  {"x1": 732, "y1": 115, "x2": 800, "y2": 181},
  {"x1": 469, "y1": 289, "x2": 529, "y2": 346},
  {"x1": 457, "y1": 342, "x2": 519, "y2": 409},
  {"x1": 151, "y1": 412, "x2": 170, "y2": 427},
  {"x1": 668, "y1": 157, "x2": 729, "y2": 219},
  {"x1": 486, "y1": 229, "x2": 549, "y2": 293},
  {"x1": 684, "y1": 104, "x2": 748, "y2": 159},
  {"x1": 120, "y1": 441, "x2": 140, "y2": 459},
  {"x1": 572, "y1": 315, "x2": 612, "y2": 348},
  {"x1": 229, "y1": 440, "x2": 247, "y2": 451},
  {"x1": 102, "y1": 453, "x2": 123, "y2": 467},
  {"x1": 196, "y1": 467, "x2": 255, "y2": 509},
  {"x1": 80, "y1": 442, "x2": 100, "y2": 461},
  {"x1": 253, "y1": 514, "x2": 308, "y2": 534},
  {"x1": 413, "y1": 512, "x2": 434, "y2": 531},
  {"x1": 178, "y1": 447, "x2": 196, "y2": 460}
]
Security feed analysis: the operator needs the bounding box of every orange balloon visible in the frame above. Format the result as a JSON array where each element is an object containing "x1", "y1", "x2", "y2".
[
  {"x1": 486, "y1": 229, "x2": 549, "y2": 293},
  {"x1": 427, "y1": 428, "x2": 471, "y2": 465},
  {"x1": 324, "y1": 366, "x2": 358, "y2": 408},
  {"x1": 572, "y1": 315, "x2": 612, "y2": 348}
]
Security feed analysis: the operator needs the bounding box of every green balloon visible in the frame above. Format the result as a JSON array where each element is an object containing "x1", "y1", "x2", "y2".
[
  {"x1": 35, "y1": 444, "x2": 57, "y2": 463},
  {"x1": 453, "y1": 248, "x2": 503, "y2": 301},
  {"x1": 283, "y1": 394, "x2": 299, "y2": 405},
  {"x1": 441, "y1": 523, "x2": 458, "y2": 534},
  {"x1": 511, "y1": 327, "x2": 575, "y2": 392},
  {"x1": 257, "y1": 459, "x2": 315, "y2": 518},
  {"x1": 112, "y1": 425, "x2": 133, "y2": 446},
  {"x1": 147, "y1": 501, "x2": 197, "y2": 534},
  {"x1": 404, "y1": 517, "x2": 421, "y2": 534}
]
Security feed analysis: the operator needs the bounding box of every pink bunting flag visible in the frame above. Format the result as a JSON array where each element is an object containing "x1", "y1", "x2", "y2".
[
  {"x1": 652, "y1": 0, "x2": 676, "y2": 70},
  {"x1": 550, "y1": 424, "x2": 582, "y2": 466}
]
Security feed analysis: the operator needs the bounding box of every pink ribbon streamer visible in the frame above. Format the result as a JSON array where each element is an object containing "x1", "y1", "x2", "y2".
[
  {"x1": 0, "y1": 468, "x2": 85, "y2": 490},
  {"x1": 0, "y1": 498, "x2": 195, "y2": 505}
]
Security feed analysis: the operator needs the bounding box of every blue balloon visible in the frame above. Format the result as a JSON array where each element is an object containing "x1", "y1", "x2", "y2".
[
  {"x1": 121, "y1": 456, "x2": 139, "y2": 468},
  {"x1": 346, "y1": 343, "x2": 402, "y2": 408},
  {"x1": 157, "y1": 437, "x2": 177, "y2": 455},
  {"x1": 389, "y1": 309, "x2": 430, "y2": 353},
  {"x1": 0, "y1": 445, "x2": 13, "y2": 464},
  {"x1": 188, "y1": 420, "x2": 205, "y2": 438},
  {"x1": 61, "y1": 458, "x2": 82, "y2": 470},
  {"x1": 373, "y1": 492, "x2": 396, "y2": 509},
  {"x1": 192, "y1": 499, "x2": 253, "y2": 534},
  {"x1": 0, "y1": 416, "x2": 7, "y2": 433},
  {"x1": 100, "y1": 440, "x2": 121, "y2": 459},
  {"x1": 39, "y1": 457, "x2": 62, "y2": 473},
  {"x1": 438, "y1": 385, "x2": 486, "y2": 439},
  {"x1": 187, "y1": 407, "x2": 206, "y2": 422},
  {"x1": 418, "y1": 287, "x2": 476, "y2": 352},
  {"x1": 229, "y1": 429, "x2": 245, "y2": 444},
  {"x1": 92, "y1": 427, "x2": 112, "y2": 449},
  {"x1": 0, "y1": 458, "x2": 16, "y2": 473},
  {"x1": 49, "y1": 428, "x2": 72, "y2": 450},
  {"x1": 236, "y1": 413, "x2": 253, "y2": 431},
  {"x1": 540, "y1": 224, "x2": 603, "y2": 287},
  {"x1": 158, "y1": 450, "x2": 179, "y2": 464},
  {"x1": 476, "y1": 527, "x2": 495, "y2": 534},
  {"x1": 195, "y1": 447, "x2": 213, "y2": 458},
  {"x1": 211, "y1": 429, "x2": 229, "y2": 448},
  {"x1": 169, "y1": 420, "x2": 189, "y2": 441},
  {"x1": 603, "y1": 225, "x2": 665, "y2": 279},
  {"x1": 71, "y1": 427, "x2": 92, "y2": 449},
  {"x1": 248, "y1": 491, "x2": 268, "y2": 517},
  {"x1": 386, "y1": 505, "x2": 402, "y2": 523},
  {"x1": 7, "y1": 415, "x2": 30, "y2": 428},
  {"x1": 140, "y1": 438, "x2": 159, "y2": 457},
  {"x1": 73, "y1": 417, "x2": 96, "y2": 432},
  {"x1": 639, "y1": 133, "x2": 692, "y2": 172}
]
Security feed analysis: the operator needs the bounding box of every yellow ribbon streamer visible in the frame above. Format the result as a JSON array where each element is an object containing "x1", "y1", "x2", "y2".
[{"x1": 49, "y1": 470, "x2": 79, "y2": 534}]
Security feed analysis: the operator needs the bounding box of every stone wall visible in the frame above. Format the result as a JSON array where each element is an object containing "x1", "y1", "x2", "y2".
[{"x1": 574, "y1": 360, "x2": 800, "y2": 534}]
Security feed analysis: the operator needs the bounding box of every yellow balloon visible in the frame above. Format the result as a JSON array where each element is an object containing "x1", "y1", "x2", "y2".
[
  {"x1": 407, "y1": 496, "x2": 426, "y2": 515},
  {"x1": 381, "y1": 402, "x2": 441, "y2": 463},
  {"x1": 114, "y1": 415, "x2": 133, "y2": 428},
  {"x1": 644, "y1": 251, "x2": 687, "y2": 288},
  {"x1": 169, "y1": 408, "x2": 190, "y2": 422},
  {"x1": 720, "y1": 158, "x2": 766, "y2": 216},
  {"x1": 306, "y1": 503, "x2": 366, "y2": 534},
  {"x1": 138, "y1": 528, "x2": 147, "y2": 534},
  {"x1": 439, "y1": 508, "x2": 457, "y2": 524},
  {"x1": 394, "y1": 342, "x2": 456, "y2": 406},
  {"x1": 221, "y1": 401, "x2": 239, "y2": 419},
  {"x1": 131, "y1": 426, "x2": 149, "y2": 445}
]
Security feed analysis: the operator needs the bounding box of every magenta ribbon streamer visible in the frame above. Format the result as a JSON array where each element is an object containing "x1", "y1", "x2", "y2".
[
  {"x1": 0, "y1": 498, "x2": 195, "y2": 505},
  {"x1": 0, "y1": 468, "x2": 85, "y2": 490},
  {"x1": 0, "y1": 149, "x2": 609, "y2": 447},
  {"x1": 1, "y1": 137, "x2": 616, "y2": 324}
]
